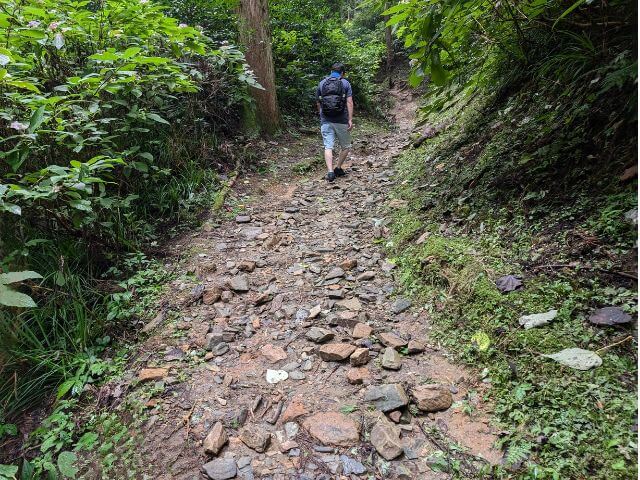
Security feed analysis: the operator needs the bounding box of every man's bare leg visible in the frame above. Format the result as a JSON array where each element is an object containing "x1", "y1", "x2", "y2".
[
  {"x1": 335, "y1": 148, "x2": 350, "y2": 169},
  {"x1": 324, "y1": 148, "x2": 334, "y2": 172}
]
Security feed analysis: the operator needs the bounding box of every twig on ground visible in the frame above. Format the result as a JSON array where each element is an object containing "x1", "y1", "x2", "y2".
[
  {"x1": 596, "y1": 335, "x2": 634, "y2": 354},
  {"x1": 532, "y1": 264, "x2": 638, "y2": 280}
]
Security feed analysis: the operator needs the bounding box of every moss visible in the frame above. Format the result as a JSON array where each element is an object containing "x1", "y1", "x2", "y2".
[{"x1": 388, "y1": 85, "x2": 637, "y2": 478}]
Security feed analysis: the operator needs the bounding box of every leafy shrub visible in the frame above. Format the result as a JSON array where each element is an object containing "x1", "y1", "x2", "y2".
[
  {"x1": 0, "y1": 0, "x2": 256, "y2": 426},
  {"x1": 0, "y1": 0, "x2": 257, "y2": 245}
]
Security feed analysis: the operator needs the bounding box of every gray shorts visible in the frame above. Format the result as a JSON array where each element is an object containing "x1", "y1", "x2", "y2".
[{"x1": 321, "y1": 122, "x2": 351, "y2": 150}]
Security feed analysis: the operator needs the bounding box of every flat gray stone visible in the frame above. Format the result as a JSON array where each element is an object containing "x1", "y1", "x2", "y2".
[
  {"x1": 229, "y1": 275, "x2": 250, "y2": 292},
  {"x1": 340, "y1": 455, "x2": 366, "y2": 475},
  {"x1": 363, "y1": 384, "x2": 409, "y2": 412},
  {"x1": 202, "y1": 458, "x2": 237, "y2": 479},
  {"x1": 391, "y1": 298, "x2": 411, "y2": 314},
  {"x1": 306, "y1": 327, "x2": 335, "y2": 344}
]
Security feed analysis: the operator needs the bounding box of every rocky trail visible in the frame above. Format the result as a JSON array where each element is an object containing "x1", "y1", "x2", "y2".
[{"x1": 113, "y1": 89, "x2": 502, "y2": 480}]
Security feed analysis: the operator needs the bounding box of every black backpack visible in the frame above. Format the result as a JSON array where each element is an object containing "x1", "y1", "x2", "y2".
[{"x1": 319, "y1": 77, "x2": 346, "y2": 116}]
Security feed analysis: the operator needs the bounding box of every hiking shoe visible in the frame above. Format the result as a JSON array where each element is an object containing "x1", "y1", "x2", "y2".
[
  {"x1": 334, "y1": 167, "x2": 346, "y2": 177},
  {"x1": 326, "y1": 171, "x2": 336, "y2": 182}
]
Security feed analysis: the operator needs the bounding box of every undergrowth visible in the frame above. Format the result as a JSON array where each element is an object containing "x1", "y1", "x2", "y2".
[{"x1": 387, "y1": 74, "x2": 637, "y2": 478}]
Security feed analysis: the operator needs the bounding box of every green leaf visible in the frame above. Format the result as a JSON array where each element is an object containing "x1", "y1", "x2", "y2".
[
  {"x1": 28, "y1": 106, "x2": 46, "y2": 133},
  {"x1": 122, "y1": 47, "x2": 142, "y2": 58},
  {"x1": 0, "y1": 464, "x2": 18, "y2": 480},
  {"x1": 20, "y1": 459, "x2": 34, "y2": 480},
  {"x1": 56, "y1": 379, "x2": 75, "y2": 399},
  {"x1": 88, "y1": 51, "x2": 119, "y2": 61},
  {"x1": 382, "y1": 3, "x2": 408, "y2": 15},
  {"x1": 16, "y1": 29, "x2": 46, "y2": 40},
  {"x1": 137, "y1": 56, "x2": 169, "y2": 65},
  {"x1": 7, "y1": 80, "x2": 41, "y2": 93},
  {"x1": 131, "y1": 162, "x2": 148, "y2": 172},
  {"x1": 0, "y1": 271, "x2": 42, "y2": 284},
  {"x1": 408, "y1": 69, "x2": 423, "y2": 87},
  {"x1": 471, "y1": 331, "x2": 491, "y2": 351},
  {"x1": 74, "y1": 432, "x2": 98, "y2": 451},
  {"x1": 146, "y1": 113, "x2": 170, "y2": 125},
  {"x1": 386, "y1": 12, "x2": 409, "y2": 26},
  {"x1": 553, "y1": 0, "x2": 587, "y2": 28},
  {"x1": 68, "y1": 199, "x2": 92, "y2": 211},
  {"x1": 429, "y1": 51, "x2": 447, "y2": 86},
  {"x1": 56, "y1": 452, "x2": 78, "y2": 479},
  {"x1": 0, "y1": 423, "x2": 17, "y2": 437},
  {"x1": 0, "y1": 284, "x2": 38, "y2": 308}
]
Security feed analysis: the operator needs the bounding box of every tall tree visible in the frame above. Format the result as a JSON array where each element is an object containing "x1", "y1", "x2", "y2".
[{"x1": 238, "y1": 0, "x2": 280, "y2": 134}]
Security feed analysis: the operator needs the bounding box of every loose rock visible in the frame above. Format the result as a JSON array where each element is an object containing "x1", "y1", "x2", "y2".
[
  {"x1": 352, "y1": 323, "x2": 373, "y2": 339},
  {"x1": 266, "y1": 369, "x2": 289, "y2": 384},
  {"x1": 340, "y1": 259, "x2": 358, "y2": 270},
  {"x1": 412, "y1": 384, "x2": 453, "y2": 412},
  {"x1": 204, "y1": 422, "x2": 228, "y2": 456},
  {"x1": 337, "y1": 297, "x2": 362, "y2": 311},
  {"x1": 340, "y1": 455, "x2": 366, "y2": 475},
  {"x1": 229, "y1": 275, "x2": 250, "y2": 292},
  {"x1": 237, "y1": 260, "x2": 256, "y2": 272},
  {"x1": 302, "y1": 412, "x2": 360, "y2": 446},
  {"x1": 203, "y1": 286, "x2": 222, "y2": 305},
  {"x1": 356, "y1": 271, "x2": 376, "y2": 281},
  {"x1": 202, "y1": 458, "x2": 237, "y2": 480},
  {"x1": 318, "y1": 343, "x2": 356, "y2": 361},
  {"x1": 240, "y1": 425, "x2": 271, "y2": 453},
  {"x1": 137, "y1": 368, "x2": 168, "y2": 382},
  {"x1": 282, "y1": 400, "x2": 308, "y2": 423},
  {"x1": 306, "y1": 327, "x2": 335, "y2": 344},
  {"x1": 407, "y1": 339, "x2": 426, "y2": 354},
  {"x1": 391, "y1": 298, "x2": 412, "y2": 314},
  {"x1": 350, "y1": 347, "x2": 370, "y2": 367},
  {"x1": 381, "y1": 347, "x2": 402, "y2": 370},
  {"x1": 363, "y1": 384, "x2": 409, "y2": 412},
  {"x1": 325, "y1": 267, "x2": 345, "y2": 280},
  {"x1": 378, "y1": 332, "x2": 408, "y2": 349},
  {"x1": 210, "y1": 342, "x2": 229, "y2": 356},
  {"x1": 261, "y1": 344, "x2": 288, "y2": 363},
  {"x1": 346, "y1": 367, "x2": 369, "y2": 385},
  {"x1": 370, "y1": 419, "x2": 403, "y2": 460}
]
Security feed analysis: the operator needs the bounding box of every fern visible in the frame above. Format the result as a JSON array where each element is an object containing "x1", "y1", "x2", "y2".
[{"x1": 505, "y1": 442, "x2": 533, "y2": 467}]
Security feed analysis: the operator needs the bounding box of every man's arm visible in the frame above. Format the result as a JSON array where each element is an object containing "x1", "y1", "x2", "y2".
[{"x1": 346, "y1": 97, "x2": 354, "y2": 130}]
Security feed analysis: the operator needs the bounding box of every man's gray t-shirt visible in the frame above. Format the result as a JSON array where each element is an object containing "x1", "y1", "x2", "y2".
[{"x1": 316, "y1": 77, "x2": 352, "y2": 125}]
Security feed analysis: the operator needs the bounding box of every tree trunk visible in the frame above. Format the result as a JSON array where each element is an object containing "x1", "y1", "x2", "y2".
[
  {"x1": 384, "y1": 2, "x2": 394, "y2": 87},
  {"x1": 238, "y1": 0, "x2": 280, "y2": 134}
]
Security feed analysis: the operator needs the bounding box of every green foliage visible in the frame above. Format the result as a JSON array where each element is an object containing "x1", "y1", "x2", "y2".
[
  {"x1": 0, "y1": 0, "x2": 255, "y2": 433},
  {"x1": 166, "y1": 0, "x2": 386, "y2": 118},
  {"x1": 0, "y1": 271, "x2": 41, "y2": 308},
  {"x1": 0, "y1": 0, "x2": 255, "y2": 243},
  {"x1": 385, "y1": 0, "x2": 636, "y2": 96},
  {"x1": 388, "y1": 76, "x2": 637, "y2": 477},
  {"x1": 0, "y1": 465, "x2": 18, "y2": 480}
]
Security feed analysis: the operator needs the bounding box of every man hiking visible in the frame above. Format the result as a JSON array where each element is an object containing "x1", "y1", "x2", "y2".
[{"x1": 316, "y1": 63, "x2": 354, "y2": 182}]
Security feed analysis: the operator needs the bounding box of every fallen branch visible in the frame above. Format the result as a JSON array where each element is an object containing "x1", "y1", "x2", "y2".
[{"x1": 532, "y1": 264, "x2": 638, "y2": 280}]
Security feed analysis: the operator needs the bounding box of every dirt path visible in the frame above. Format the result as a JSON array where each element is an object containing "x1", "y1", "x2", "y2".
[{"x1": 115, "y1": 89, "x2": 501, "y2": 480}]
